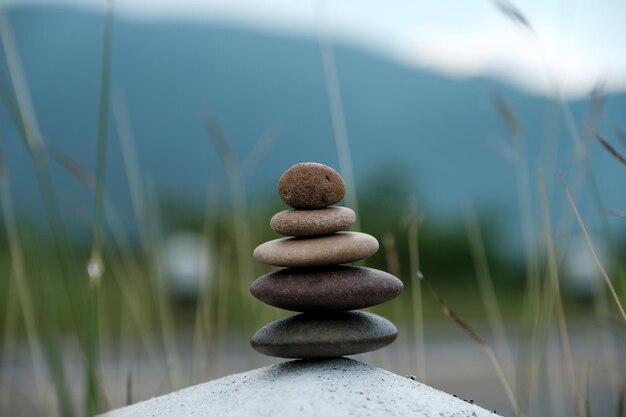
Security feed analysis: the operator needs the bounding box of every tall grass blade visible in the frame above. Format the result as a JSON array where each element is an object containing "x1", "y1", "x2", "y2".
[
  {"x1": 112, "y1": 89, "x2": 148, "y2": 243},
  {"x1": 538, "y1": 172, "x2": 583, "y2": 417},
  {"x1": 241, "y1": 124, "x2": 280, "y2": 177},
  {"x1": 606, "y1": 208, "x2": 626, "y2": 220},
  {"x1": 424, "y1": 279, "x2": 523, "y2": 416},
  {"x1": 316, "y1": 0, "x2": 360, "y2": 230},
  {"x1": 490, "y1": 0, "x2": 533, "y2": 32},
  {"x1": 145, "y1": 180, "x2": 184, "y2": 389},
  {"x1": 125, "y1": 367, "x2": 132, "y2": 406},
  {"x1": 618, "y1": 383, "x2": 625, "y2": 417},
  {"x1": 583, "y1": 361, "x2": 592, "y2": 417},
  {"x1": 112, "y1": 89, "x2": 177, "y2": 387},
  {"x1": 0, "y1": 9, "x2": 84, "y2": 416},
  {"x1": 492, "y1": 93, "x2": 521, "y2": 141},
  {"x1": 47, "y1": 142, "x2": 95, "y2": 189},
  {"x1": 203, "y1": 116, "x2": 253, "y2": 299},
  {"x1": 464, "y1": 202, "x2": 515, "y2": 373},
  {"x1": 595, "y1": 134, "x2": 626, "y2": 166},
  {"x1": 559, "y1": 173, "x2": 626, "y2": 324},
  {"x1": 616, "y1": 129, "x2": 626, "y2": 150},
  {"x1": 0, "y1": 181, "x2": 49, "y2": 414},
  {"x1": 86, "y1": 1, "x2": 114, "y2": 414},
  {"x1": 1, "y1": 278, "x2": 18, "y2": 411},
  {"x1": 491, "y1": 92, "x2": 539, "y2": 411},
  {"x1": 0, "y1": 76, "x2": 25, "y2": 138},
  {"x1": 407, "y1": 196, "x2": 425, "y2": 382}
]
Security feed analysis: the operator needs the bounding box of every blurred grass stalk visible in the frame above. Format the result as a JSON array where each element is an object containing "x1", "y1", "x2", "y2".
[
  {"x1": 490, "y1": 2, "x2": 626, "y2": 410},
  {"x1": 425, "y1": 279, "x2": 523, "y2": 416},
  {"x1": 407, "y1": 196, "x2": 426, "y2": 382},
  {"x1": 492, "y1": 92, "x2": 542, "y2": 411},
  {"x1": 317, "y1": 0, "x2": 360, "y2": 231},
  {"x1": 85, "y1": 0, "x2": 114, "y2": 414},
  {"x1": 538, "y1": 172, "x2": 583, "y2": 417},
  {"x1": 465, "y1": 202, "x2": 515, "y2": 375},
  {"x1": 114, "y1": 90, "x2": 183, "y2": 390},
  {"x1": 559, "y1": 175, "x2": 626, "y2": 324},
  {"x1": 203, "y1": 117, "x2": 255, "y2": 373},
  {"x1": 0, "y1": 155, "x2": 48, "y2": 412},
  {"x1": 0, "y1": 3, "x2": 77, "y2": 416}
]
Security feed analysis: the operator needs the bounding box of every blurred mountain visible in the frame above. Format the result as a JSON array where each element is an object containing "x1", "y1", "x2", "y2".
[{"x1": 1, "y1": 5, "x2": 625, "y2": 243}]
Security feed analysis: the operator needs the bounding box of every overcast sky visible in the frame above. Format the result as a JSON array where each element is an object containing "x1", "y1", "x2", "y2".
[{"x1": 6, "y1": 0, "x2": 626, "y2": 98}]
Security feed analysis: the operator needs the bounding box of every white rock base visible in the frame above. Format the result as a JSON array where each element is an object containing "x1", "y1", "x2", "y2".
[{"x1": 100, "y1": 358, "x2": 501, "y2": 417}]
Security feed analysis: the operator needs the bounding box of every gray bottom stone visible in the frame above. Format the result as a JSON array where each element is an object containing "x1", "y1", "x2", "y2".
[{"x1": 250, "y1": 311, "x2": 397, "y2": 358}]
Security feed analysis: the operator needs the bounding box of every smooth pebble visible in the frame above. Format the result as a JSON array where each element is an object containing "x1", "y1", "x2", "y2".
[
  {"x1": 250, "y1": 266, "x2": 403, "y2": 311},
  {"x1": 253, "y1": 232, "x2": 378, "y2": 267},
  {"x1": 250, "y1": 311, "x2": 398, "y2": 358}
]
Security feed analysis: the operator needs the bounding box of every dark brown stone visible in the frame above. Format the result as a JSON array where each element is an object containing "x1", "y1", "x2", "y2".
[
  {"x1": 250, "y1": 311, "x2": 397, "y2": 358},
  {"x1": 278, "y1": 162, "x2": 345, "y2": 209},
  {"x1": 250, "y1": 266, "x2": 403, "y2": 311},
  {"x1": 270, "y1": 206, "x2": 356, "y2": 237}
]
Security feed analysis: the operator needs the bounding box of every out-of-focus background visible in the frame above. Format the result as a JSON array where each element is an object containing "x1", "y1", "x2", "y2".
[{"x1": 1, "y1": 0, "x2": 625, "y2": 416}]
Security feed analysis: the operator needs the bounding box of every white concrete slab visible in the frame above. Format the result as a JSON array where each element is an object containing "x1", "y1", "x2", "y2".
[{"x1": 100, "y1": 357, "x2": 501, "y2": 417}]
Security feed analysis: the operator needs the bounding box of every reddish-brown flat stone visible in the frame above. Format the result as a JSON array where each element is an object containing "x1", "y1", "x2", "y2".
[
  {"x1": 250, "y1": 266, "x2": 403, "y2": 311},
  {"x1": 270, "y1": 206, "x2": 356, "y2": 237}
]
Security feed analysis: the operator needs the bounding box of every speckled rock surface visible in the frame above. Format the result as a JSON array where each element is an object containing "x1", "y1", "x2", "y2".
[
  {"x1": 250, "y1": 311, "x2": 397, "y2": 358},
  {"x1": 250, "y1": 266, "x2": 403, "y2": 311},
  {"x1": 100, "y1": 358, "x2": 501, "y2": 417},
  {"x1": 278, "y1": 162, "x2": 345, "y2": 209},
  {"x1": 270, "y1": 206, "x2": 356, "y2": 237},
  {"x1": 253, "y1": 232, "x2": 379, "y2": 267}
]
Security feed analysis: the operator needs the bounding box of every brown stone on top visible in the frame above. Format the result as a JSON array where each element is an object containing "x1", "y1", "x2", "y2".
[
  {"x1": 278, "y1": 162, "x2": 345, "y2": 209},
  {"x1": 250, "y1": 266, "x2": 403, "y2": 311},
  {"x1": 252, "y1": 232, "x2": 379, "y2": 267},
  {"x1": 250, "y1": 311, "x2": 398, "y2": 358},
  {"x1": 270, "y1": 206, "x2": 356, "y2": 237}
]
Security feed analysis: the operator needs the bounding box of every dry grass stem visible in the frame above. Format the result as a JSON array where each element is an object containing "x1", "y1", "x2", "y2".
[
  {"x1": 125, "y1": 367, "x2": 132, "y2": 406},
  {"x1": 596, "y1": 134, "x2": 626, "y2": 166},
  {"x1": 618, "y1": 383, "x2": 625, "y2": 417},
  {"x1": 617, "y1": 129, "x2": 626, "y2": 150},
  {"x1": 203, "y1": 116, "x2": 254, "y2": 303},
  {"x1": 539, "y1": 173, "x2": 583, "y2": 417},
  {"x1": 383, "y1": 232, "x2": 402, "y2": 278},
  {"x1": 0, "y1": 179, "x2": 48, "y2": 412},
  {"x1": 559, "y1": 173, "x2": 626, "y2": 324},
  {"x1": 241, "y1": 124, "x2": 281, "y2": 177},
  {"x1": 465, "y1": 203, "x2": 515, "y2": 372},
  {"x1": 47, "y1": 141, "x2": 96, "y2": 189},
  {"x1": 606, "y1": 208, "x2": 626, "y2": 220},
  {"x1": 492, "y1": 93, "x2": 521, "y2": 141},
  {"x1": 490, "y1": 0, "x2": 533, "y2": 32},
  {"x1": 317, "y1": 0, "x2": 360, "y2": 231},
  {"x1": 407, "y1": 197, "x2": 426, "y2": 382},
  {"x1": 424, "y1": 281, "x2": 522, "y2": 416}
]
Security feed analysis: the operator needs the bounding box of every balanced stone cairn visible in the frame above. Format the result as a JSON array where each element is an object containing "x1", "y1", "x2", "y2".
[{"x1": 250, "y1": 162, "x2": 403, "y2": 358}]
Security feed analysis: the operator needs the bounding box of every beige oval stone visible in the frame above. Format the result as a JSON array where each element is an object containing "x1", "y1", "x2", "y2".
[
  {"x1": 270, "y1": 206, "x2": 356, "y2": 237},
  {"x1": 253, "y1": 232, "x2": 379, "y2": 267}
]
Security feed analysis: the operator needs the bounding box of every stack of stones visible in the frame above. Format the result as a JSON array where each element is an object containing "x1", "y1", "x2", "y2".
[{"x1": 250, "y1": 162, "x2": 403, "y2": 358}]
